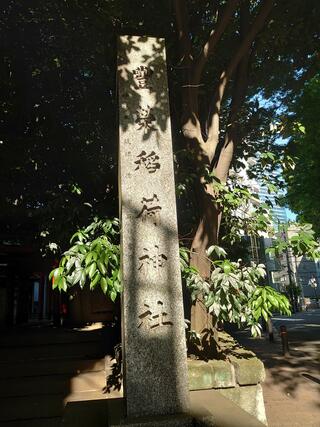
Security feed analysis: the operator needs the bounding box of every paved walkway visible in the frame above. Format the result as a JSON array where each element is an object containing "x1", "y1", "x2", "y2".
[{"x1": 232, "y1": 309, "x2": 320, "y2": 427}]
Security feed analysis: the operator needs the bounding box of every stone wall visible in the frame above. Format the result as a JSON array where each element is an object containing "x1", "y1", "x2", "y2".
[{"x1": 187, "y1": 332, "x2": 267, "y2": 425}]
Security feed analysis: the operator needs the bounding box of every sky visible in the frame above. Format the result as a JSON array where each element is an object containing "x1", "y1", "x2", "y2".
[{"x1": 286, "y1": 208, "x2": 297, "y2": 221}]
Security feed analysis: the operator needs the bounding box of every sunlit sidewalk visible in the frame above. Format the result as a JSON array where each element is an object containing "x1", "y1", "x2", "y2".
[{"x1": 232, "y1": 309, "x2": 320, "y2": 427}]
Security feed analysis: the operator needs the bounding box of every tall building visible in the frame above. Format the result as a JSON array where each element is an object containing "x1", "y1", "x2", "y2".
[
  {"x1": 263, "y1": 225, "x2": 320, "y2": 305},
  {"x1": 232, "y1": 162, "x2": 319, "y2": 307},
  {"x1": 258, "y1": 186, "x2": 287, "y2": 225}
]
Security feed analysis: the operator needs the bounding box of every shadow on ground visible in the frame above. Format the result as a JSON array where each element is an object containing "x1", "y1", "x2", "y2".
[{"x1": 231, "y1": 310, "x2": 320, "y2": 426}]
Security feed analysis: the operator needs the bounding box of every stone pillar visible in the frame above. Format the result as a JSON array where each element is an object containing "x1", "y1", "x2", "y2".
[{"x1": 118, "y1": 35, "x2": 190, "y2": 419}]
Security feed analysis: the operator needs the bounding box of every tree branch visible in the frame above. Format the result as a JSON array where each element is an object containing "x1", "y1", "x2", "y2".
[
  {"x1": 192, "y1": 0, "x2": 240, "y2": 84},
  {"x1": 174, "y1": 0, "x2": 206, "y2": 150},
  {"x1": 214, "y1": 1, "x2": 251, "y2": 184},
  {"x1": 206, "y1": 0, "x2": 274, "y2": 161},
  {"x1": 173, "y1": 0, "x2": 193, "y2": 67},
  {"x1": 224, "y1": 0, "x2": 273, "y2": 83}
]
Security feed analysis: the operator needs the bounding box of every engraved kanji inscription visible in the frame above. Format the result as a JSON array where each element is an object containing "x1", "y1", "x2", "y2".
[
  {"x1": 133, "y1": 65, "x2": 153, "y2": 89},
  {"x1": 138, "y1": 245, "x2": 167, "y2": 271},
  {"x1": 134, "y1": 151, "x2": 160, "y2": 173},
  {"x1": 136, "y1": 105, "x2": 156, "y2": 132},
  {"x1": 137, "y1": 194, "x2": 162, "y2": 225},
  {"x1": 138, "y1": 301, "x2": 173, "y2": 329}
]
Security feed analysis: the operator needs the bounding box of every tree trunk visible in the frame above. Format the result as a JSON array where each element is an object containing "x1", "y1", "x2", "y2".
[
  {"x1": 189, "y1": 184, "x2": 220, "y2": 359},
  {"x1": 173, "y1": 0, "x2": 274, "y2": 358}
]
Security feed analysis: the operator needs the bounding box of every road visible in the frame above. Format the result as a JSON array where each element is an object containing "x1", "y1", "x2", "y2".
[{"x1": 272, "y1": 308, "x2": 320, "y2": 344}]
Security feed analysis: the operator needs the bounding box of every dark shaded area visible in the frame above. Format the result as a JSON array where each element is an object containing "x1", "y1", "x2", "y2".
[
  {"x1": 104, "y1": 358, "x2": 122, "y2": 394},
  {"x1": 1, "y1": 0, "x2": 320, "y2": 255},
  {"x1": 63, "y1": 399, "x2": 108, "y2": 427},
  {"x1": 0, "y1": 323, "x2": 118, "y2": 426},
  {"x1": 0, "y1": 1, "x2": 174, "y2": 251}
]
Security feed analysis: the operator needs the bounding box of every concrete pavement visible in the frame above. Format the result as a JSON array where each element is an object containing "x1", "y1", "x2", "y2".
[{"x1": 232, "y1": 309, "x2": 320, "y2": 427}]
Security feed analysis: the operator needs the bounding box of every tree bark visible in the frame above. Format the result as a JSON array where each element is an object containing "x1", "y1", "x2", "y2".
[{"x1": 173, "y1": 0, "x2": 274, "y2": 356}]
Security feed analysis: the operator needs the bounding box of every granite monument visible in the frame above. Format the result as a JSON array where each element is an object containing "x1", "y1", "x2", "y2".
[{"x1": 117, "y1": 35, "x2": 190, "y2": 422}]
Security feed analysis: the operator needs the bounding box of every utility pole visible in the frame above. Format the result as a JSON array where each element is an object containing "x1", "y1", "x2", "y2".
[
  {"x1": 281, "y1": 224, "x2": 297, "y2": 312},
  {"x1": 285, "y1": 244, "x2": 297, "y2": 312},
  {"x1": 309, "y1": 277, "x2": 318, "y2": 303}
]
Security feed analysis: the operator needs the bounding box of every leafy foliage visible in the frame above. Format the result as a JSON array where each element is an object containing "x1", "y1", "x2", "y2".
[
  {"x1": 248, "y1": 286, "x2": 291, "y2": 325},
  {"x1": 283, "y1": 75, "x2": 320, "y2": 236},
  {"x1": 1, "y1": 1, "x2": 320, "y2": 250},
  {"x1": 49, "y1": 218, "x2": 121, "y2": 302},
  {"x1": 180, "y1": 245, "x2": 291, "y2": 337},
  {"x1": 208, "y1": 173, "x2": 275, "y2": 243},
  {"x1": 51, "y1": 221, "x2": 293, "y2": 338},
  {"x1": 2, "y1": 1, "x2": 319, "y2": 348},
  {"x1": 267, "y1": 223, "x2": 320, "y2": 261}
]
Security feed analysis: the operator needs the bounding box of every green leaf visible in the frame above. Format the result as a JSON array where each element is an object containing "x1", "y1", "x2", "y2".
[
  {"x1": 49, "y1": 268, "x2": 56, "y2": 281},
  {"x1": 77, "y1": 244, "x2": 88, "y2": 255},
  {"x1": 97, "y1": 260, "x2": 106, "y2": 275},
  {"x1": 254, "y1": 307, "x2": 262, "y2": 321},
  {"x1": 60, "y1": 277, "x2": 68, "y2": 292},
  {"x1": 88, "y1": 262, "x2": 97, "y2": 279},
  {"x1": 90, "y1": 272, "x2": 100, "y2": 289},
  {"x1": 52, "y1": 274, "x2": 61, "y2": 290},
  {"x1": 204, "y1": 293, "x2": 215, "y2": 308},
  {"x1": 110, "y1": 289, "x2": 117, "y2": 302},
  {"x1": 223, "y1": 263, "x2": 232, "y2": 274},
  {"x1": 79, "y1": 270, "x2": 86, "y2": 288},
  {"x1": 85, "y1": 252, "x2": 93, "y2": 266},
  {"x1": 71, "y1": 268, "x2": 83, "y2": 286},
  {"x1": 261, "y1": 308, "x2": 269, "y2": 322},
  {"x1": 111, "y1": 253, "x2": 118, "y2": 265},
  {"x1": 65, "y1": 257, "x2": 75, "y2": 272},
  {"x1": 207, "y1": 245, "x2": 227, "y2": 258},
  {"x1": 113, "y1": 280, "x2": 122, "y2": 292},
  {"x1": 100, "y1": 277, "x2": 108, "y2": 293},
  {"x1": 267, "y1": 294, "x2": 279, "y2": 309},
  {"x1": 180, "y1": 248, "x2": 189, "y2": 262}
]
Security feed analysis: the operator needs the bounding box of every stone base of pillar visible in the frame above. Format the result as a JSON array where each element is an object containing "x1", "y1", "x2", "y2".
[
  {"x1": 107, "y1": 393, "x2": 266, "y2": 427},
  {"x1": 107, "y1": 398, "x2": 193, "y2": 427}
]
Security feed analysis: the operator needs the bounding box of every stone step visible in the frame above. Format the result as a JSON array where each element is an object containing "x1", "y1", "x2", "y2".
[
  {"x1": 190, "y1": 389, "x2": 266, "y2": 427},
  {"x1": 266, "y1": 413, "x2": 319, "y2": 427},
  {"x1": 0, "y1": 417, "x2": 61, "y2": 427},
  {"x1": 0, "y1": 394, "x2": 64, "y2": 422},
  {"x1": 0, "y1": 357, "x2": 104, "y2": 379},
  {"x1": 0, "y1": 384, "x2": 109, "y2": 423},
  {"x1": 0, "y1": 340, "x2": 106, "y2": 362},
  {"x1": 0, "y1": 370, "x2": 106, "y2": 398},
  {"x1": 65, "y1": 390, "x2": 108, "y2": 403},
  {"x1": 0, "y1": 326, "x2": 114, "y2": 347},
  {"x1": 63, "y1": 398, "x2": 108, "y2": 427},
  {"x1": 0, "y1": 328, "x2": 101, "y2": 345}
]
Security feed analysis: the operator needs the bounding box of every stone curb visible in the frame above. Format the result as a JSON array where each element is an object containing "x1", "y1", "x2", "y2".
[{"x1": 187, "y1": 332, "x2": 266, "y2": 390}]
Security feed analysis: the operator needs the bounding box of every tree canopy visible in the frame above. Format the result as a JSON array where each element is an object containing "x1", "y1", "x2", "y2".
[
  {"x1": 1, "y1": 0, "x2": 319, "y2": 253},
  {"x1": 2, "y1": 0, "x2": 320, "y2": 348},
  {"x1": 283, "y1": 74, "x2": 320, "y2": 236}
]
